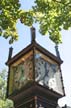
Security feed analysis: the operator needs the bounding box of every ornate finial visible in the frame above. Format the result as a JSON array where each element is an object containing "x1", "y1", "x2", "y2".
[
  {"x1": 30, "y1": 26, "x2": 36, "y2": 43},
  {"x1": 8, "y1": 47, "x2": 13, "y2": 60},
  {"x1": 55, "y1": 45, "x2": 60, "y2": 59}
]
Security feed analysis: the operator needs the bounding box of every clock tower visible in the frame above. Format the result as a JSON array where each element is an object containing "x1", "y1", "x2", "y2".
[{"x1": 6, "y1": 27, "x2": 65, "y2": 108}]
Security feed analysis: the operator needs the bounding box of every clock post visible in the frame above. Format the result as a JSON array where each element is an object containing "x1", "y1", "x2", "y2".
[{"x1": 6, "y1": 27, "x2": 65, "y2": 108}]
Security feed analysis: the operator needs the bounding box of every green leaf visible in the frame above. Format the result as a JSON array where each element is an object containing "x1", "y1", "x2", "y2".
[{"x1": 0, "y1": 0, "x2": 71, "y2": 44}]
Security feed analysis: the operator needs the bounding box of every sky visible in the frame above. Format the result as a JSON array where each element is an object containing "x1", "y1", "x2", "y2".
[{"x1": 0, "y1": 0, "x2": 71, "y2": 107}]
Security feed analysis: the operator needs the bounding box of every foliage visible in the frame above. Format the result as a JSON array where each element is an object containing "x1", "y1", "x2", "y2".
[
  {"x1": 0, "y1": 69, "x2": 14, "y2": 108},
  {"x1": 21, "y1": 0, "x2": 71, "y2": 44},
  {"x1": 0, "y1": 0, "x2": 71, "y2": 44},
  {"x1": 0, "y1": 0, "x2": 20, "y2": 44}
]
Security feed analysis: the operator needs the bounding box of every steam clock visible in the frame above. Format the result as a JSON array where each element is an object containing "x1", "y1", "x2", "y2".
[{"x1": 6, "y1": 27, "x2": 65, "y2": 108}]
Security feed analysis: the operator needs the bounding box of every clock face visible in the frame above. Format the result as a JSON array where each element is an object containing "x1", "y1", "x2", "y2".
[
  {"x1": 13, "y1": 55, "x2": 33, "y2": 90},
  {"x1": 35, "y1": 53, "x2": 64, "y2": 95},
  {"x1": 35, "y1": 56, "x2": 56, "y2": 85}
]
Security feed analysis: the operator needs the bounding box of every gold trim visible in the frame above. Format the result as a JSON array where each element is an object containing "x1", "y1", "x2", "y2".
[{"x1": 11, "y1": 51, "x2": 33, "y2": 67}]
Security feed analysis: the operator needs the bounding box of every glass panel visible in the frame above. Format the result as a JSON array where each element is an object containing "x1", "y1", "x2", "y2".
[
  {"x1": 35, "y1": 50, "x2": 64, "y2": 95},
  {"x1": 9, "y1": 53, "x2": 33, "y2": 94},
  {"x1": 13, "y1": 55, "x2": 33, "y2": 90}
]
